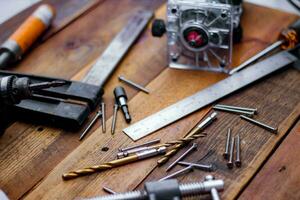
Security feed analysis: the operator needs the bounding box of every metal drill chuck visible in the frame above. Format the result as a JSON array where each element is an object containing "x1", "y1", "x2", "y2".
[
  {"x1": 83, "y1": 176, "x2": 224, "y2": 200},
  {"x1": 114, "y1": 86, "x2": 131, "y2": 123}
]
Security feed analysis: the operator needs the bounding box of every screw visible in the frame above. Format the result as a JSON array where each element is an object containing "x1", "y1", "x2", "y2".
[
  {"x1": 101, "y1": 102, "x2": 106, "y2": 133},
  {"x1": 240, "y1": 115, "x2": 278, "y2": 134},
  {"x1": 119, "y1": 75, "x2": 150, "y2": 94},
  {"x1": 215, "y1": 104, "x2": 257, "y2": 114},
  {"x1": 178, "y1": 161, "x2": 214, "y2": 172},
  {"x1": 166, "y1": 143, "x2": 198, "y2": 171},
  {"x1": 213, "y1": 106, "x2": 254, "y2": 117},
  {"x1": 235, "y1": 134, "x2": 241, "y2": 167},
  {"x1": 159, "y1": 166, "x2": 193, "y2": 181},
  {"x1": 223, "y1": 128, "x2": 231, "y2": 159},
  {"x1": 227, "y1": 137, "x2": 235, "y2": 169}
]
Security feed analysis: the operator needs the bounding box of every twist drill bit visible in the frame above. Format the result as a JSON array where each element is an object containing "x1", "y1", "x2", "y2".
[
  {"x1": 62, "y1": 147, "x2": 166, "y2": 180},
  {"x1": 157, "y1": 112, "x2": 217, "y2": 166},
  {"x1": 29, "y1": 80, "x2": 66, "y2": 90}
]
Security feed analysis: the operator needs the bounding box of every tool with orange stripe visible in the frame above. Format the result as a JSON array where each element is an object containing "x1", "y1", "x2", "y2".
[{"x1": 0, "y1": 4, "x2": 55, "y2": 68}]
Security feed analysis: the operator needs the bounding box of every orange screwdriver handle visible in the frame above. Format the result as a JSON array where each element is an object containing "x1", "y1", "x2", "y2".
[
  {"x1": 280, "y1": 19, "x2": 300, "y2": 50},
  {"x1": 10, "y1": 4, "x2": 55, "y2": 54}
]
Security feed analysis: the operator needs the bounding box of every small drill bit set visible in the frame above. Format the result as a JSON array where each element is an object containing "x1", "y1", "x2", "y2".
[{"x1": 62, "y1": 112, "x2": 216, "y2": 180}]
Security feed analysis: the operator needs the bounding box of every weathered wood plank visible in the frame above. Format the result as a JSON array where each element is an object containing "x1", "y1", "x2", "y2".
[
  {"x1": 0, "y1": 1, "x2": 165, "y2": 199},
  {"x1": 239, "y1": 121, "x2": 300, "y2": 200},
  {"x1": 24, "y1": 5, "x2": 300, "y2": 200}
]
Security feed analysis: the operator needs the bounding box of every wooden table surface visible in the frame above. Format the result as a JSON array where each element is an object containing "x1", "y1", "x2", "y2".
[{"x1": 0, "y1": 1, "x2": 299, "y2": 200}]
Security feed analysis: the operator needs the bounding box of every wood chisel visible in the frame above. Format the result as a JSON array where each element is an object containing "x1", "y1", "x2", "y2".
[
  {"x1": 0, "y1": 4, "x2": 55, "y2": 68},
  {"x1": 123, "y1": 49, "x2": 298, "y2": 141},
  {"x1": 82, "y1": 10, "x2": 153, "y2": 87}
]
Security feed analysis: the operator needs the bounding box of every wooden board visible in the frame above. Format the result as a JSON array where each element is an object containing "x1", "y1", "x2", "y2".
[
  {"x1": 239, "y1": 122, "x2": 300, "y2": 200},
  {"x1": 0, "y1": 1, "x2": 299, "y2": 200}
]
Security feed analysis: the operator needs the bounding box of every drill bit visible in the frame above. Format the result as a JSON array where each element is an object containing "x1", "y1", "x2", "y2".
[
  {"x1": 62, "y1": 147, "x2": 166, "y2": 180},
  {"x1": 79, "y1": 110, "x2": 102, "y2": 141},
  {"x1": 101, "y1": 102, "x2": 106, "y2": 133},
  {"x1": 29, "y1": 80, "x2": 66, "y2": 90},
  {"x1": 111, "y1": 103, "x2": 119, "y2": 135},
  {"x1": 157, "y1": 112, "x2": 217, "y2": 166}
]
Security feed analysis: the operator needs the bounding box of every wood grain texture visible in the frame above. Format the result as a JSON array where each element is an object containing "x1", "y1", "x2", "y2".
[
  {"x1": 0, "y1": 1, "x2": 299, "y2": 200},
  {"x1": 24, "y1": 4, "x2": 300, "y2": 200},
  {"x1": 239, "y1": 121, "x2": 300, "y2": 200}
]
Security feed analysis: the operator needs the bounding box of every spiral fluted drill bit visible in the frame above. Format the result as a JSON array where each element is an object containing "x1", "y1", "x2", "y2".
[
  {"x1": 62, "y1": 147, "x2": 167, "y2": 180},
  {"x1": 157, "y1": 112, "x2": 217, "y2": 166}
]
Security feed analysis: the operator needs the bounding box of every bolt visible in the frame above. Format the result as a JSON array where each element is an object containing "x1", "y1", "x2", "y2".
[
  {"x1": 223, "y1": 128, "x2": 231, "y2": 159},
  {"x1": 235, "y1": 134, "x2": 241, "y2": 167},
  {"x1": 227, "y1": 137, "x2": 235, "y2": 169}
]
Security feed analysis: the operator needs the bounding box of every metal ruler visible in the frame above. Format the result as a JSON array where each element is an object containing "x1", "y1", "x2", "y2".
[
  {"x1": 123, "y1": 50, "x2": 298, "y2": 141},
  {"x1": 82, "y1": 10, "x2": 153, "y2": 86}
]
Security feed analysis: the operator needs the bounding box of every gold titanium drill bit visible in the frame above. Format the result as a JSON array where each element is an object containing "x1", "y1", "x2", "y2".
[
  {"x1": 157, "y1": 112, "x2": 217, "y2": 166},
  {"x1": 62, "y1": 147, "x2": 167, "y2": 180}
]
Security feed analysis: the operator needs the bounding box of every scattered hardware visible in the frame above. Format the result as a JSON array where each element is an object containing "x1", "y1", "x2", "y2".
[
  {"x1": 178, "y1": 161, "x2": 214, "y2": 172},
  {"x1": 240, "y1": 115, "x2": 278, "y2": 134},
  {"x1": 215, "y1": 104, "x2": 258, "y2": 114},
  {"x1": 111, "y1": 103, "x2": 119, "y2": 135},
  {"x1": 223, "y1": 128, "x2": 231, "y2": 159},
  {"x1": 82, "y1": 10, "x2": 153, "y2": 87},
  {"x1": 229, "y1": 19, "x2": 300, "y2": 74},
  {"x1": 157, "y1": 112, "x2": 217, "y2": 165},
  {"x1": 235, "y1": 134, "x2": 241, "y2": 167},
  {"x1": 79, "y1": 110, "x2": 102, "y2": 141},
  {"x1": 0, "y1": 71, "x2": 104, "y2": 131},
  {"x1": 159, "y1": 166, "x2": 193, "y2": 181},
  {"x1": 118, "y1": 75, "x2": 150, "y2": 94},
  {"x1": 227, "y1": 137, "x2": 235, "y2": 169},
  {"x1": 117, "y1": 139, "x2": 161, "y2": 159},
  {"x1": 119, "y1": 139, "x2": 161, "y2": 152},
  {"x1": 123, "y1": 50, "x2": 297, "y2": 141},
  {"x1": 101, "y1": 102, "x2": 106, "y2": 133},
  {"x1": 62, "y1": 147, "x2": 166, "y2": 180},
  {"x1": 102, "y1": 186, "x2": 117, "y2": 194},
  {"x1": 84, "y1": 177, "x2": 224, "y2": 200},
  {"x1": 114, "y1": 86, "x2": 131, "y2": 123},
  {"x1": 213, "y1": 106, "x2": 255, "y2": 117},
  {"x1": 166, "y1": 143, "x2": 197, "y2": 171},
  {"x1": 152, "y1": 0, "x2": 243, "y2": 72},
  {"x1": 0, "y1": 4, "x2": 55, "y2": 68}
]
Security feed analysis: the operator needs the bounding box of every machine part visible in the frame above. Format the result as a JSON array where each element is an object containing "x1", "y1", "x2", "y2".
[
  {"x1": 152, "y1": 0, "x2": 243, "y2": 73},
  {"x1": 166, "y1": 143, "x2": 197, "y2": 171},
  {"x1": 235, "y1": 134, "x2": 241, "y2": 167},
  {"x1": 0, "y1": 71, "x2": 104, "y2": 131},
  {"x1": 240, "y1": 115, "x2": 278, "y2": 134},
  {"x1": 0, "y1": 76, "x2": 65, "y2": 105},
  {"x1": 103, "y1": 186, "x2": 117, "y2": 194},
  {"x1": 178, "y1": 161, "x2": 214, "y2": 172},
  {"x1": 82, "y1": 10, "x2": 153, "y2": 87},
  {"x1": 119, "y1": 139, "x2": 161, "y2": 152},
  {"x1": 213, "y1": 105, "x2": 254, "y2": 116},
  {"x1": 62, "y1": 146, "x2": 167, "y2": 180},
  {"x1": 79, "y1": 110, "x2": 102, "y2": 141},
  {"x1": 227, "y1": 137, "x2": 235, "y2": 169},
  {"x1": 123, "y1": 50, "x2": 297, "y2": 141},
  {"x1": 151, "y1": 19, "x2": 166, "y2": 37},
  {"x1": 229, "y1": 19, "x2": 300, "y2": 74},
  {"x1": 117, "y1": 146, "x2": 158, "y2": 159},
  {"x1": 111, "y1": 103, "x2": 119, "y2": 135},
  {"x1": 223, "y1": 128, "x2": 231, "y2": 159},
  {"x1": 215, "y1": 104, "x2": 257, "y2": 114},
  {"x1": 157, "y1": 112, "x2": 216, "y2": 165},
  {"x1": 114, "y1": 86, "x2": 131, "y2": 123},
  {"x1": 0, "y1": 4, "x2": 55, "y2": 68},
  {"x1": 205, "y1": 175, "x2": 221, "y2": 200},
  {"x1": 119, "y1": 75, "x2": 150, "y2": 94},
  {"x1": 101, "y1": 102, "x2": 106, "y2": 133},
  {"x1": 83, "y1": 176, "x2": 224, "y2": 200},
  {"x1": 159, "y1": 166, "x2": 193, "y2": 181}
]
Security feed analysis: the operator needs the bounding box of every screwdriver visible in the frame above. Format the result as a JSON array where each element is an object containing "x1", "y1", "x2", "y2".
[
  {"x1": 0, "y1": 4, "x2": 55, "y2": 68},
  {"x1": 229, "y1": 19, "x2": 300, "y2": 75}
]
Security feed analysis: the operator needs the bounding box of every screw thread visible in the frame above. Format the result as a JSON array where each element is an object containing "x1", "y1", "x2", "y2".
[
  {"x1": 87, "y1": 191, "x2": 145, "y2": 200},
  {"x1": 179, "y1": 182, "x2": 205, "y2": 197}
]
